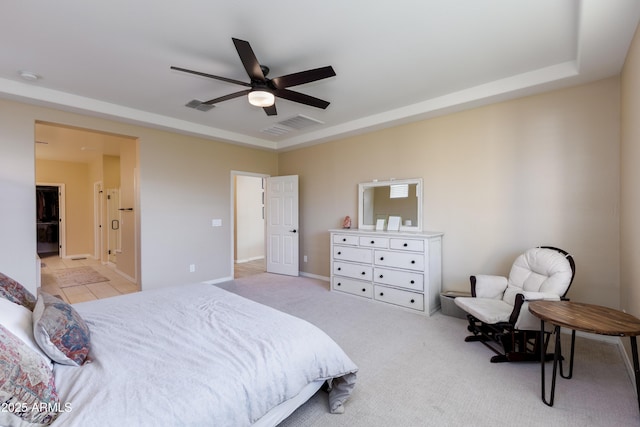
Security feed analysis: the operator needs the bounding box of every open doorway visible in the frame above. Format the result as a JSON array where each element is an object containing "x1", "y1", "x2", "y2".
[
  {"x1": 231, "y1": 172, "x2": 300, "y2": 279},
  {"x1": 35, "y1": 121, "x2": 140, "y2": 288},
  {"x1": 36, "y1": 184, "x2": 65, "y2": 257},
  {"x1": 232, "y1": 172, "x2": 267, "y2": 278}
]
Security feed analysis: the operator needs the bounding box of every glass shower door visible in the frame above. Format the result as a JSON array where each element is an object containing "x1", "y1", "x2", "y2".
[{"x1": 106, "y1": 188, "x2": 121, "y2": 264}]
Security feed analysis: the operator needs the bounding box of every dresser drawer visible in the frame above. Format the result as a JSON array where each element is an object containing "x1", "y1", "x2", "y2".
[
  {"x1": 374, "y1": 285, "x2": 424, "y2": 311},
  {"x1": 374, "y1": 250, "x2": 424, "y2": 271},
  {"x1": 332, "y1": 277, "x2": 373, "y2": 299},
  {"x1": 333, "y1": 234, "x2": 359, "y2": 246},
  {"x1": 374, "y1": 267, "x2": 424, "y2": 291},
  {"x1": 389, "y1": 238, "x2": 424, "y2": 252},
  {"x1": 334, "y1": 246, "x2": 372, "y2": 263},
  {"x1": 334, "y1": 261, "x2": 372, "y2": 281},
  {"x1": 358, "y1": 236, "x2": 389, "y2": 248}
]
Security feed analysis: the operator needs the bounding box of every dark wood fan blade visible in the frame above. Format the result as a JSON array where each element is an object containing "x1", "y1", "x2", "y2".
[
  {"x1": 170, "y1": 66, "x2": 251, "y2": 87},
  {"x1": 274, "y1": 88, "x2": 330, "y2": 109},
  {"x1": 232, "y1": 38, "x2": 265, "y2": 81},
  {"x1": 202, "y1": 90, "x2": 250, "y2": 105},
  {"x1": 271, "y1": 66, "x2": 336, "y2": 89},
  {"x1": 263, "y1": 104, "x2": 277, "y2": 116}
]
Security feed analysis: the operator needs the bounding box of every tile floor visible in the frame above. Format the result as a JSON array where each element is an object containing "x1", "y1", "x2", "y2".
[
  {"x1": 40, "y1": 254, "x2": 139, "y2": 304},
  {"x1": 40, "y1": 255, "x2": 266, "y2": 304}
]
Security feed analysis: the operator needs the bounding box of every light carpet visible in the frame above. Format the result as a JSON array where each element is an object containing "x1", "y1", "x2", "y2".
[
  {"x1": 49, "y1": 266, "x2": 109, "y2": 287},
  {"x1": 217, "y1": 273, "x2": 639, "y2": 427}
]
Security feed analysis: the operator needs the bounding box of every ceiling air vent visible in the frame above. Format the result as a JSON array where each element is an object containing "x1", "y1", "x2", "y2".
[
  {"x1": 278, "y1": 114, "x2": 324, "y2": 130},
  {"x1": 261, "y1": 114, "x2": 324, "y2": 137},
  {"x1": 185, "y1": 99, "x2": 215, "y2": 112}
]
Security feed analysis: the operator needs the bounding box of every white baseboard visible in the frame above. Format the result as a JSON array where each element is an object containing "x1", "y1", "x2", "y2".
[
  {"x1": 613, "y1": 336, "x2": 638, "y2": 395},
  {"x1": 300, "y1": 271, "x2": 329, "y2": 282},
  {"x1": 203, "y1": 276, "x2": 234, "y2": 285},
  {"x1": 235, "y1": 256, "x2": 265, "y2": 264},
  {"x1": 562, "y1": 330, "x2": 637, "y2": 395},
  {"x1": 114, "y1": 268, "x2": 136, "y2": 284}
]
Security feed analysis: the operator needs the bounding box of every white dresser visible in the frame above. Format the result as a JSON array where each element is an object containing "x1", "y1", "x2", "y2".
[{"x1": 329, "y1": 229, "x2": 443, "y2": 315}]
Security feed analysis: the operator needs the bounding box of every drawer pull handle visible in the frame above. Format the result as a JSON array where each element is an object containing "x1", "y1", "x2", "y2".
[
  {"x1": 379, "y1": 292, "x2": 384, "y2": 296},
  {"x1": 337, "y1": 251, "x2": 342, "y2": 255},
  {"x1": 361, "y1": 271, "x2": 366, "y2": 275},
  {"x1": 411, "y1": 260, "x2": 416, "y2": 264},
  {"x1": 379, "y1": 274, "x2": 384, "y2": 278},
  {"x1": 370, "y1": 240, "x2": 375, "y2": 244},
  {"x1": 410, "y1": 299, "x2": 415, "y2": 303},
  {"x1": 337, "y1": 283, "x2": 341, "y2": 286},
  {"x1": 410, "y1": 280, "x2": 415, "y2": 284},
  {"x1": 337, "y1": 267, "x2": 341, "y2": 271},
  {"x1": 342, "y1": 238, "x2": 347, "y2": 242},
  {"x1": 380, "y1": 257, "x2": 384, "y2": 261},
  {"x1": 404, "y1": 243, "x2": 408, "y2": 247},
  {"x1": 362, "y1": 288, "x2": 366, "y2": 292}
]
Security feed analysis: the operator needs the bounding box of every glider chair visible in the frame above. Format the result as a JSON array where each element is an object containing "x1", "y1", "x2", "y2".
[{"x1": 454, "y1": 246, "x2": 576, "y2": 363}]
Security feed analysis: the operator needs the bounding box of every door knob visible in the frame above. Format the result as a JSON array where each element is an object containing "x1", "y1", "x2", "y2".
[{"x1": 290, "y1": 229, "x2": 297, "y2": 233}]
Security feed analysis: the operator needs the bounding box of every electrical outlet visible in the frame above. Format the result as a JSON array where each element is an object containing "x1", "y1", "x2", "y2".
[
  {"x1": 189, "y1": 264, "x2": 196, "y2": 273},
  {"x1": 303, "y1": 255, "x2": 308, "y2": 263}
]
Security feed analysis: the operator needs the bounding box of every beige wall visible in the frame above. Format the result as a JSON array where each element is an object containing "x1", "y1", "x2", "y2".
[
  {"x1": 36, "y1": 159, "x2": 94, "y2": 257},
  {"x1": 621, "y1": 24, "x2": 640, "y2": 317},
  {"x1": 0, "y1": 101, "x2": 40, "y2": 290},
  {"x1": 0, "y1": 69, "x2": 627, "y2": 309},
  {"x1": 137, "y1": 126, "x2": 278, "y2": 288},
  {"x1": 279, "y1": 77, "x2": 621, "y2": 308},
  {"x1": 103, "y1": 155, "x2": 120, "y2": 188}
]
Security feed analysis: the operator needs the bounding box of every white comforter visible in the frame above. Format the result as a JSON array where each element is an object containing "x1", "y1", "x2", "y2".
[{"x1": 46, "y1": 283, "x2": 357, "y2": 427}]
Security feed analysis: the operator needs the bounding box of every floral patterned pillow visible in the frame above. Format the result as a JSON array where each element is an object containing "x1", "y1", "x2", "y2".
[
  {"x1": 0, "y1": 324, "x2": 60, "y2": 425},
  {"x1": 32, "y1": 292, "x2": 91, "y2": 366},
  {"x1": 0, "y1": 272, "x2": 36, "y2": 311}
]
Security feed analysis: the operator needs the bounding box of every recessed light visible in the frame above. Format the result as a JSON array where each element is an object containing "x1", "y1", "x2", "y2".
[{"x1": 18, "y1": 71, "x2": 40, "y2": 81}]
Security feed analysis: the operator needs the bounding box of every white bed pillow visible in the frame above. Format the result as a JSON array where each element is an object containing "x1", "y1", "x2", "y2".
[{"x1": 0, "y1": 298, "x2": 52, "y2": 367}]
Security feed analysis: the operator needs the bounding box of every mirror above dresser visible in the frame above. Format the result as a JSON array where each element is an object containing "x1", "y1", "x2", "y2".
[{"x1": 358, "y1": 178, "x2": 423, "y2": 232}]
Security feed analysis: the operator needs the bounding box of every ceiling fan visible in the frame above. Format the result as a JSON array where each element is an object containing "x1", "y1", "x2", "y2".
[{"x1": 171, "y1": 38, "x2": 336, "y2": 116}]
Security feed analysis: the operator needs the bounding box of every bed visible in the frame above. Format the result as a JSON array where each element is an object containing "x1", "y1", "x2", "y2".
[{"x1": 0, "y1": 277, "x2": 358, "y2": 427}]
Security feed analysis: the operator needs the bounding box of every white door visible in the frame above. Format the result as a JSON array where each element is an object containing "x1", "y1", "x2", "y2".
[{"x1": 266, "y1": 175, "x2": 299, "y2": 276}]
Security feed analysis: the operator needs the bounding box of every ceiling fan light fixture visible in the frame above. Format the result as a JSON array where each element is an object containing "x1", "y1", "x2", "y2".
[{"x1": 248, "y1": 90, "x2": 275, "y2": 107}]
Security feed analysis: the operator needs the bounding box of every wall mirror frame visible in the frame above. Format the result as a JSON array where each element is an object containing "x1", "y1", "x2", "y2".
[{"x1": 358, "y1": 178, "x2": 423, "y2": 232}]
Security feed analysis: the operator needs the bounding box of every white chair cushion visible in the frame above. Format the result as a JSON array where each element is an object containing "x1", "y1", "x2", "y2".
[
  {"x1": 455, "y1": 297, "x2": 512, "y2": 324},
  {"x1": 457, "y1": 247, "x2": 573, "y2": 329},
  {"x1": 473, "y1": 275, "x2": 508, "y2": 299},
  {"x1": 508, "y1": 247, "x2": 573, "y2": 297}
]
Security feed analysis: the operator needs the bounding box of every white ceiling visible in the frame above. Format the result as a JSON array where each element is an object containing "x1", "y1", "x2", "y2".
[{"x1": 2, "y1": 0, "x2": 639, "y2": 153}]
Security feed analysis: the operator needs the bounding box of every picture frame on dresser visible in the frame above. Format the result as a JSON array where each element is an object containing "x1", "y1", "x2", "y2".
[
  {"x1": 375, "y1": 218, "x2": 386, "y2": 231},
  {"x1": 387, "y1": 216, "x2": 401, "y2": 231}
]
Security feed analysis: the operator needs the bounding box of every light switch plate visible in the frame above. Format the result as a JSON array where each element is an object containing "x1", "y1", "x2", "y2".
[{"x1": 211, "y1": 219, "x2": 222, "y2": 227}]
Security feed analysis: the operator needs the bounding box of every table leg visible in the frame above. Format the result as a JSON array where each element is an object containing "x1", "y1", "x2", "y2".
[
  {"x1": 559, "y1": 330, "x2": 575, "y2": 379},
  {"x1": 631, "y1": 336, "x2": 640, "y2": 414},
  {"x1": 541, "y1": 321, "x2": 562, "y2": 406}
]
